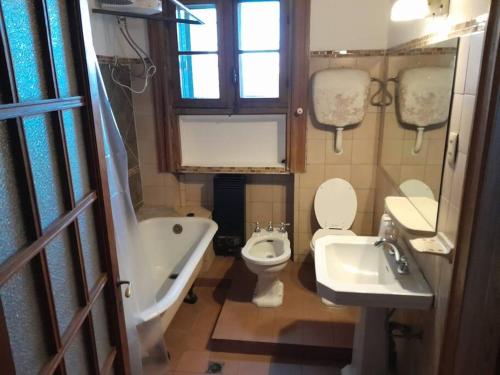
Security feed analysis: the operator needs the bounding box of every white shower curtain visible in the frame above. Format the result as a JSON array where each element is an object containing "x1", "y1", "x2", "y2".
[{"x1": 93, "y1": 53, "x2": 153, "y2": 374}]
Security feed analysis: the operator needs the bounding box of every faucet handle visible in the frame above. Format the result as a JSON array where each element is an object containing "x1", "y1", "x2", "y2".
[
  {"x1": 279, "y1": 222, "x2": 291, "y2": 233},
  {"x1": 266, "y1": 221, "x2": 274, "y2": 232},
  {"x1": 253, "y1": 222, "x2": 261, "y2": 233},
  {"x1": 397, "y1": 256, "x2": 409, "y2": 274}
]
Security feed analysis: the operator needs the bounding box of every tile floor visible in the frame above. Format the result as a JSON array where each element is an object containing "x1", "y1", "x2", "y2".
[
  {"x1": 145, "y1": 257, "x2": 353, "y2": 375},
  {"x1": 213, "y1": 260, "x2": 359, "y2": 348}
]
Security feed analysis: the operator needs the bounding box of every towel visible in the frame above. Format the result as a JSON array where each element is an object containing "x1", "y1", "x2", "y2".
[
  {"x1": 398, "y1": 67, "x2": 454, "y2": 127},
  {"x1": 312, "y1": 68, "x2": 371, "y2": 127}
]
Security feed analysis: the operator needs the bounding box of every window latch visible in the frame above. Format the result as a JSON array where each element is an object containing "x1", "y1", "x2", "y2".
[{"x1": 232, "y1": 67, "x2": 238, "y2": 84}]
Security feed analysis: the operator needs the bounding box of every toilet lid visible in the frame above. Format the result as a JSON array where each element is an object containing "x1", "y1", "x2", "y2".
[{"x1": 314, "y1": 178, "x2": 357, "y2": 229}]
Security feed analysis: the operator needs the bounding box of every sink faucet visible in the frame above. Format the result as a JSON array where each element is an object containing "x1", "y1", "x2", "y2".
[
  {"x1": 266, "y1": 221, "x2": 274, "y2": 232},
  {"x1": 374, "y1": 239, "x2": 409, "y2": 275}
]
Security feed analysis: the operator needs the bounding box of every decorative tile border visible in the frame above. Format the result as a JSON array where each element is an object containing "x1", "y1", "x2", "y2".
[
  {"x1": 97, "y1": 54, "x2": 148, "y2": 65},
  {"x1": 310, "y1": 49, "x2": 386, "y2": 58},
  {"x1": 311, "y1": 18, "x2": 486, "y2": 58},
  {"x1": 178, "y1": 166, "x2": 289, "y2": 174},
  {"x1": 388, "y1": 18, "x2": 486, "y2": 54}
]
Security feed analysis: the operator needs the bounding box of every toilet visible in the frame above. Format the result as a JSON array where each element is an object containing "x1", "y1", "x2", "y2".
[
  {"x1": 242, "y1": 229, "x2": 291, "y2": 307},
  {"x1": 310, "y1": 178, "x2": 357, "y2": 306}
]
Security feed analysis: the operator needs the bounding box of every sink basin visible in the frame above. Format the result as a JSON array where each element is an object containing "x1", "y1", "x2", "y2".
[{"x1": 314, "y1": 235, "x2": 433, "y2": 310}]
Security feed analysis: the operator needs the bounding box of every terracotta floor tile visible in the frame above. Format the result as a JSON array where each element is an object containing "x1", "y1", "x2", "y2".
[
  {"x1": 237, "y1": 360, "x2": 271, "y2": 375},
  {"x1": 174, "y1": 349, "x2": 211, "y2": 372}
]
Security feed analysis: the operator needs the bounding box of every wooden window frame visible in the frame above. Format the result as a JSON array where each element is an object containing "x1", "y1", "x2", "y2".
[
  {"x1": 150, "y1": 0, "x2": 309, "y2": 173},
  {"x1": 167, "y1": 0, "x2": 290, "y2": 113}
]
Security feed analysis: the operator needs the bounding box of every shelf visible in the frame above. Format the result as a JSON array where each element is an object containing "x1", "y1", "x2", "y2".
[
  {"x1": 92, "y1": 8, "x2": 202, "y2": 25},
  {"x1": 385, "y1": 196, "x2": 435, "y2": 235}
]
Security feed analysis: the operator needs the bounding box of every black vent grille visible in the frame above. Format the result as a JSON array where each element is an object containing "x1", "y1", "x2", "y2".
[{"x1": 213, "y1": 174, "x2": 246, "y2": 256}]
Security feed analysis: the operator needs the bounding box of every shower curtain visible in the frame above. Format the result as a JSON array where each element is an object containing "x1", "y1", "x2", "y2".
[{"x1": 93, "y1": 53, "x2": 152, "y2": 374}]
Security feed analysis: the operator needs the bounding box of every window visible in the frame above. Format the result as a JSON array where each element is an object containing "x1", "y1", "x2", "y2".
[
  {"x1": 170, "y1": 0, "x2": 288, "y2": 111},
  {"x1": 150, "y1": 0, "x2": 310, "y2": 173}
]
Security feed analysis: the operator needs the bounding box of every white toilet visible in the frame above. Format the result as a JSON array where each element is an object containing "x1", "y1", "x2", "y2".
[
  {"x1": 310, "y1": 178, "x2": 358, "y2": 306},
  {"x1": 242, "y1": 228, "x2": 291, "y2": 307}
]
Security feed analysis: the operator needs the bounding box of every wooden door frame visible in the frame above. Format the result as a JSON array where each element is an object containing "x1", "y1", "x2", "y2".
[{"x1": 439, "y1": 1, "x2": 500, "y2": 374}]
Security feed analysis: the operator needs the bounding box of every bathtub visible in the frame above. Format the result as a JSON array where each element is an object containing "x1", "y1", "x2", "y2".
[{"x1": 134, "y1": 216, "x2": 217, "y2": 352}]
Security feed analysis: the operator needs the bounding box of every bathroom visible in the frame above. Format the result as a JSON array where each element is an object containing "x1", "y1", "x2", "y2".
[{"x1": 0, "y1": 0, "x2": 499, "y2": 374}]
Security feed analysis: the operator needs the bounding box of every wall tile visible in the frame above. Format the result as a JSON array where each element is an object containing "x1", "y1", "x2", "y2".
[
  {"x1": 453, "y1": 35, "x2": 470, "y2": 94},
  {"x1": 401, "y1": 139, "x2": 429, "y2": 165},
  {"x1": 351, "y1": 165, "x2": 375, "y2": 189},
  {"x1": 352, "y1": 139, "x2": 377, "y2": 164},
  {"x1": 356, "y1": 189, "x2": 375, "y2": 213},
  {"x1": 306, "y1": 138, "x2": 326, "y2": 164},
  {"x1": 299, "y1": 164, "x2": 325, "y2": 189},
  {"x1": 353, "y1": 112, "x2": 379, "y2": 140},
  {"x1": 458, "y1": 94, "x2": 476, "y2": 154},
  {"x1": 325, "y1": 139, "x2": 353, "y2": 165},
  {"x1": 449, "y1": 94, "x2": 464, "y2": 133},
  {"x1": 464, "y1": 32, "x2": 485, "y2": 95},
  {"x1": 450, "y1": 152, "x2": 467, "y2": 208},
  {"x1": 380, "y1": 140, "x2": 404, "y2": 165},
  {"x1": 324, "y1": 164, "x2": 352, "y2": 181}
]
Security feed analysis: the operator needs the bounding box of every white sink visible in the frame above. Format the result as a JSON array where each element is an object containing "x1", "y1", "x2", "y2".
[
  {"x1": 314, "y1": 235, "x2": 433, "y2": 309},
  {"x1": 314, "y1": 235, "x2": 434, "y2": 375}
]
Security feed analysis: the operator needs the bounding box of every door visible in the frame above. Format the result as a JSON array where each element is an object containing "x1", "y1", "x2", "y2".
[{"x1": 0, "y1": 0, "x2": 131, "y2": 374}]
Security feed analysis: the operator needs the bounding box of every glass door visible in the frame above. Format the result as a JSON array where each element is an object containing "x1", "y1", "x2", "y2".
[{"x1": 0, "y1": 0, "x2": 130, "y2": 373}]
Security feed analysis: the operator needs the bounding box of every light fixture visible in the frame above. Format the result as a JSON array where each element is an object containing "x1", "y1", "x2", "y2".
[
  {"x1": 391, "y1": 0, "x2": 450, "y2": 22},
  {"x1": 391, "y1": 0, "x2": 429, "y2": 22}
]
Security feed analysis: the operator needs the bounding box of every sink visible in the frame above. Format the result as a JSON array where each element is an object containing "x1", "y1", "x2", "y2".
[
  {"x1": 314, "y1": 235, "x2": 434, "y2": 375},
  {"x1": 314, "y1": 235, "x2": 433, "y2": 309}
]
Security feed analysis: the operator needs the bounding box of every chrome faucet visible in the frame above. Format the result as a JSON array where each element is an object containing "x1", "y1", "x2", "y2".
[
  {"x1": 254, "y1": 222, "x2": 261, "y2": 233},
  {"x1": 278, "y1": 222, "x2": 291, "y2": 233},
  {"x1": 374, "y1": 239, "x2": 409, "y2": 274},
  {"x1": 266, "y1": 221, "x2": 274, "y2": 232}
]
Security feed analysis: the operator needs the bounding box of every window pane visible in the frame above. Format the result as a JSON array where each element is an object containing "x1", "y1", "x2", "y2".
[
  {"x1": 239, "y1": 52, "x2": 279, "y2": 98},
  {"x1": 179, "y1": 54, "x2": 220, "y2": 99},
  {"x1": 177, "y1": 5, "x2": 217, "y2": 52},
  {"x1": 2, "y1": 0, "x2": 49, "y2": 101},
  {"x1": 238, "y1": 1, "x2": 280, "y2": 51}
]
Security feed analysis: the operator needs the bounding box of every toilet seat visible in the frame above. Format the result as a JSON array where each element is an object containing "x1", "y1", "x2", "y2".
[
  {"x1": 310, "y1": 228, "x2": 356, "y2": 250},
  {"x1": 311, "y1": 178, "x2": 357, "y2": 251}
]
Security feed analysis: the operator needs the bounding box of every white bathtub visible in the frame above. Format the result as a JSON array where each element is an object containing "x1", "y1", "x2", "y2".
[{"x1": 134, "y1": 216, "x2": 217, "y2": 352}]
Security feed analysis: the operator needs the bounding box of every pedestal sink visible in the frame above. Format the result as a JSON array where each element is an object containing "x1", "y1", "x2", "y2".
[{"x1": 314, "y1": 235, "x2": 433, "y2": 375}]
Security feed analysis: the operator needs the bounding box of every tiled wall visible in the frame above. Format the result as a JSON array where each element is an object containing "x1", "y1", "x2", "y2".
[
  {"x1": 131, "y1": 77, "x2": 181, "y2": 208},
  {"x1": 99, "y1": 59, "x2": 143, "y2": 210},
  {"x1": 374, "y1": 32, "x2": 485, "y2": 375},
  {"x1": 293, "y1": 55, "x2": 385, "y2": 262},
  {"x1": 177, "y1": 174, "x2": 293, "y2": 242},
  {"x1": 380, "y1": 52, "x2": 455, "y2": 199}
]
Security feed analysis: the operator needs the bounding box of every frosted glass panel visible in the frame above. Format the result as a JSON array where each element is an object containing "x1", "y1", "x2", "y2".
[
  {"x1": 46, "y1": 0, "x2": 78, "y2": 97},
  {"x1": 1, "y1": 0, "x2": 49, "y2": 101},
  {"x1": 46, "y1": 230, "x2": 81, "y2": 334},
  {"x1": 23, "y1": 115, "x2": 66, "y2": 230},
  {"x1": 63, "y1": 110, "x2": 90, "y2": 201},
  {"x1": 0, "y1": 122, "x2": 29, "y2": 263},
  {"x1": 1, "y1": 266, "x2": 49, "y2": 374},
  {"x1": 65, "y1": 328, "x2": 92, "y2": 374},
  {"x1": 91, "y1": 292, "x2": 112, "y2": 370},
  {"x1": 78, "y1": 207, "x2": 102, "y2": 292}
]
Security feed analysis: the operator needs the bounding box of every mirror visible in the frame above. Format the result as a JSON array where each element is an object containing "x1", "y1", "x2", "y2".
[{"x1": 380, "y1": 38, "x2": 459, "y2": 229}]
